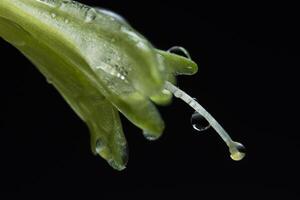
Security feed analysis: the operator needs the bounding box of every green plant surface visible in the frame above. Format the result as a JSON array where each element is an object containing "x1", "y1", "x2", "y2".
[{"x1": 0, "y1": 0, "x2": 197, "y2": 170}]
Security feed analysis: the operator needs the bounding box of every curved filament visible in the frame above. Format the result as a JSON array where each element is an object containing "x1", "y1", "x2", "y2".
[{"x1": 164, "y1": 81, "x2": 246, "y2": 161}]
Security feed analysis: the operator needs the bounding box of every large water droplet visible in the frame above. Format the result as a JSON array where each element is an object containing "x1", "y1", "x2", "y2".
[
  {"x1": 98, "y1": 8, "x2": 128, "y2": 24},
  {"x1": 167, "y1": 46, "x2": 191, "y2": 59},
  {"x1": 229, "y1": 142, "x2": 246, "y2": 161},
  {"x1": 191, "y1": 112, "x2": 211, "y2": 132}
]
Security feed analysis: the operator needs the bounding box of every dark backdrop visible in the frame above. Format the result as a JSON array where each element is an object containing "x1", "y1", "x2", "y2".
[{"x1": 0, "y1": 0, "x2": 299, "y2": 197}]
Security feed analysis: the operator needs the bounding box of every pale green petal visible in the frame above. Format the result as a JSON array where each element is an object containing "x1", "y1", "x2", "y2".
[
  {"x1": 0, "y1": 0, "x2": 199, "y2": 170},
  {"x1": 157, "y1": 50, "x2": 198, "y2": 76},
  {"x1": 0, "y1": 16, "x2": 128, "y2": 170}
]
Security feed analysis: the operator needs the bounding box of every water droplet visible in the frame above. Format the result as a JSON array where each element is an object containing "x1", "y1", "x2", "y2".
[
  {"x1": 116, "y1": 73, "x2": 125, "y2": 80},
  {"x1": 167, "y1": 46, "x2": 191, "y2": 59},
  {"x1": 143, "y1": 131, "x2": 160, "y2": 141},
  {"x1": 95, "y1": 139, "x2": 105, "y2": 153},
  {"x1": 99, "y1": 141, "x2": 128, "y2": 171},
  {"x1": 229, "y1": 142, "x2": 246, "y2": 161},
  {"x1": 51, "y1": 13, "x2": 56, "y2": 18},
  {"x1": 64, "y1": 19, "x2": 69, "y2": 24},
  {"x1": 98, "y1": 8, "x2": 128, "y2": 24},
  {"x1": 136, "y1": 41, "x2": 147, "y2": 49},
  {"x1": 85, "y1": 9, "x2": 97, "y2": 23},
  {"x1": 191, "y1": 112, "x2": 211, "y2": 132}
]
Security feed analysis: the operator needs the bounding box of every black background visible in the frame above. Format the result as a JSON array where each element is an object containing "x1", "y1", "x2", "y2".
[{"x1": 0, "y1": 0, "x2": 299, "y2": 197}]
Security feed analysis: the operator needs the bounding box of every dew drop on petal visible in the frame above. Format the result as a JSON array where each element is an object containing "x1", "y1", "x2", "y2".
[
  {"x1": 143, "y1": 131, "x2": 160, "y2": 141},
  {"x1": 167, "y1": 46, "x2": 191, "y2": 59}
]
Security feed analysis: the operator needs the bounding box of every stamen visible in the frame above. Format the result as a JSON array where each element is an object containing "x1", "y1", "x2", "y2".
[{"x1": 164, "y1": 81, "x2": 246, "y2": 161}]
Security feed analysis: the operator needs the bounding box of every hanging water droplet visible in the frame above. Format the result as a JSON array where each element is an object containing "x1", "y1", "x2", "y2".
[
  {"x1": 64, "y1": 19, "x2": 69, "y2": 24},
  {"x1": 229, "y1": 142, "x2": 246, "y2": 161},
  {"x1": 191, "y1": 112, "x2": 211, "y2": 132},
  {"x1": 143, "y1": 131, "x2": 160, "y2": 141},
  {"x1": 164, "y1": 81, "x2": 247, "y2": 162},
  {"x1": 51, "y1": 13, "x2": 56, "y2": 18}
]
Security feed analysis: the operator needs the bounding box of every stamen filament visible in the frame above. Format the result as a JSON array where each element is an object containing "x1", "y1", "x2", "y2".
[{"x1": 164, "y1": 81, "x2": 245, "y2": 161}]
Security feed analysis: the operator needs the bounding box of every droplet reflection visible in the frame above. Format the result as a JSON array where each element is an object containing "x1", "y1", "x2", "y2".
[{"x1": 190, "y1": 112, "x2": 211, "y2": 132}]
